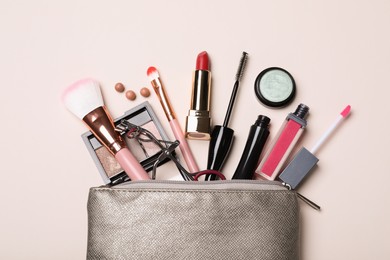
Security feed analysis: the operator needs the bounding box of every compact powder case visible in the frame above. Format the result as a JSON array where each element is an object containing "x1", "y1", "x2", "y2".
[
  {"x1": 254, "y1": 67, "x2": 296, "y2": 108},
  {"x1": 82, "y1": 101, "x2": 173, "y2": 184}
]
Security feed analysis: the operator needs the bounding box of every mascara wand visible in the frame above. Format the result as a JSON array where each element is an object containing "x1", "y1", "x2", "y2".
[
  {"x1": 223, "y1": 52, "x2": 248, "y2": 127},
  {"x1": 206, "y1": 52, "x2": 248, "y2": 180}
]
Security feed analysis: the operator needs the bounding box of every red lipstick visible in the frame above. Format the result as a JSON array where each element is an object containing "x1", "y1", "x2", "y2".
[
  {"x1": 185, "y1": 51, "x2": 212, "y2": 140},
  {"x1": 196, "y1": 51, "x2": 209, "y2": 70}
]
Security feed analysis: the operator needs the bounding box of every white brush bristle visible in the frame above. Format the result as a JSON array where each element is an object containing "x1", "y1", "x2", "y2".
[{"x1": 62, "y1": 78, "x2": 104, "y2": 119}]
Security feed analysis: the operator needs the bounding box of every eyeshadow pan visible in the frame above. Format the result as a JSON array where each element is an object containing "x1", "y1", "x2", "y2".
[
  {"x1": 254, "y1": 67, "x2": 296, "y2": 108},
  {"x1": 95, "y1": 146, "x2": 122, "y2": 177}
]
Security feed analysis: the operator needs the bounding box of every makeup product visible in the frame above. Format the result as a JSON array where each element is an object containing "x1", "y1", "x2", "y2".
[
  {"x1": 232, "y1": 115, "x2": 270, "y2": 180},
  {"x1": 82, "y1": 101, "x2": 173, "y2": 184},
  {"x1": 205, "y1": 52, "x2": 248, "y2": 180},
  {"x1": 255, "y1": 103, "x2": 309, "y2": 181},
  {"x1": 140, "y1": 87, "x2": 150, "y2": 97},
  {"x1": 185, "y1": 51, "x2": 212, "y2": 140},
  {"x1": 279, "y1": 105, "x2": 351, "y2": 189},
  {"x1": 254, "y1": 67, "x2": 296, "y2": 108},
  {"x1": 147, "y1": 66, "x2": 200, "y2": 173},
  {"x1": 126, "y1": 90, "x2": 136, "y2": 100},
  {"x1": 62, "y1": 78, "x2": 150, "y2": 181},
  {"x1": 114, "y1": 82, "x2": 125, "y2": 93},
  {"x1": 146, "y1": 138, "x2": 226, "y2": 181}
]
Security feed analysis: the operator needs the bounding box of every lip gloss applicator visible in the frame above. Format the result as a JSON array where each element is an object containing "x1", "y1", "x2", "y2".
[
  {"x1": 147, "y1": 67, "x2": 200, "y2": 173},
  {"x1": 185, "y1": 51, "x2": 212, "y2": 140},
  {"x1": 62, "y1": 78, "x2": 150, "y2": 181},
  {"x1": 279, "y1": 105, "x2": 351, "y2": 189}
]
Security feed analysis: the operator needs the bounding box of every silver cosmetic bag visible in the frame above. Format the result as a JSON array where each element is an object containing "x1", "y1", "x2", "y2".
[{"x1": 87, "y1": 180, "x2": 300, "y2": 260}]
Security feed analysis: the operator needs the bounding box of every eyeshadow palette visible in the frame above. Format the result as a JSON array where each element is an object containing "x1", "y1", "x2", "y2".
[{"x1": 82, "y1": 101, "x2": 173, "y2": 184}]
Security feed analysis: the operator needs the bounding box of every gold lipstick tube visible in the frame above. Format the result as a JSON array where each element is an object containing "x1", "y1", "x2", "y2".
[{"x1": 185, "y1": 70, "x2": 211, "y2": 140}]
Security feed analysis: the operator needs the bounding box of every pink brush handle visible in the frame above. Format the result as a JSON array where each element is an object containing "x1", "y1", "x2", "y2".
[
  {"x1": 115, "y1": 148, "x2": 150, "y2": 180},
  {"x1": 170, "y1": 119, "x2": 199, "y2": 173}
]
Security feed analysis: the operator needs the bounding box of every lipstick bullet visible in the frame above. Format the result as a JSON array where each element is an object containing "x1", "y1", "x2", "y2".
[{"x1": 185, "y1": 51, "x2": 212, "y2": 140}]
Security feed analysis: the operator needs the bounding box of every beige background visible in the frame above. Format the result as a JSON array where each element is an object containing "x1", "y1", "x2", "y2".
[{"x1": 1, "y1": 0, "x2": 389, "y2": 259}]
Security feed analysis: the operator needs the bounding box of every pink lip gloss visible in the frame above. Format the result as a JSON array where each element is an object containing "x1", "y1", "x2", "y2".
[{"x1": 255, "y1": 103, "x2": 309, "y2": 180}]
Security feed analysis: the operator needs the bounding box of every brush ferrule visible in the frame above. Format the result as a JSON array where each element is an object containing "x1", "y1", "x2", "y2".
[
  {"x1": 151, "y1": 78, "x2": 176, "y2": 121},
  {"x1": 83, "y1": 106, "x2": 126, "y2": 155}
]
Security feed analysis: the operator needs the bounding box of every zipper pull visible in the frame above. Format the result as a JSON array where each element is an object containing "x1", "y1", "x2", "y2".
[
  {"x1": 283, "y1": 183, "x2": 321, "y2": 211},
  {"x1": 296, "y1": 192, "x2": 321, "y2": 211}
]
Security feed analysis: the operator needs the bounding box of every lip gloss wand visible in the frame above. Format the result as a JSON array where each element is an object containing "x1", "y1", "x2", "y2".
[
  {"x1": 279, "y1": 105, "x2": 352, "y2": 190},
  {"x1": 147, "y1": 67, "x2": 200, "y2": 173}
]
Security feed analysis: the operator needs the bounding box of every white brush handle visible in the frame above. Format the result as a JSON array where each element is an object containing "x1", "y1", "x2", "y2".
[
  {"x1": 310, "y1": 115, "x2": 343, "y2": 155},
  {"x1": 310, "y1": 105, "x2": 351, "y2": 155}
]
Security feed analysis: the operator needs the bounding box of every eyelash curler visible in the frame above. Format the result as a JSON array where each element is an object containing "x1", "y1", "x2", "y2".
[{"x1": 116, "y1": 120, "x2": 225, "y2": 181}]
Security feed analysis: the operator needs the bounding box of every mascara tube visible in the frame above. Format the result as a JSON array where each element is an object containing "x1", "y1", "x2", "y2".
[
  {"x1": 255, "y1": 104, "x2": 309, "y2": 181},
  {"x1": 232, "y1": 115, "x2": 270, "y2": 179}
]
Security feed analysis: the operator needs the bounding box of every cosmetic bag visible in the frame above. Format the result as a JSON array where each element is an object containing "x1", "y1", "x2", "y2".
[{"x1": 87, "y1": 180, "x2": 300, "y2": 260}]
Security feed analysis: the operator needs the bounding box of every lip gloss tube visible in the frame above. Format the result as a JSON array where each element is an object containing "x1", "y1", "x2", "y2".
[{"x1": 255, "y1": 103, "x2": 309, "y2": 180}]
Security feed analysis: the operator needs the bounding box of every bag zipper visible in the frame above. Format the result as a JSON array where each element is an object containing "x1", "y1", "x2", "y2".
[
  {"x1": 105, "y1": 180, "x2": 320, "y2": 210},
  {"x1": 109, "y1": 179, "x2": 286, "y2": 191}
]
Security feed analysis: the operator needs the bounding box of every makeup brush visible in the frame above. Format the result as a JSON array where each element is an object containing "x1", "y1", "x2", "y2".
[
  {"x1": 206, "y1": 52, "x2": 248, "y2": 180},
  {"x1": 147, "y1": 67, "x2": 200, "y2": 173},
  {"x1": 62, "y1": 78, "x2": 150, "y2": 181}
]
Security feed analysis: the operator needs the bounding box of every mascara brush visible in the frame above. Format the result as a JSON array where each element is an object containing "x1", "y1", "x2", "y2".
[
  {"x1": 223, "y1": 52, "x2": 248, "y2": 127},
  {"x1": 206, "y1": 52, "x2": 248, "y2": 179}
]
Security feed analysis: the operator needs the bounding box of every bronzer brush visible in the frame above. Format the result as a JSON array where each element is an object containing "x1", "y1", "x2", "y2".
[
  {"x1": 206, "y1": 52, "x2": 248, "y2": 180},
  {"x1": 62, "y1": 78, "x2": 150, "y2": 181}
]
